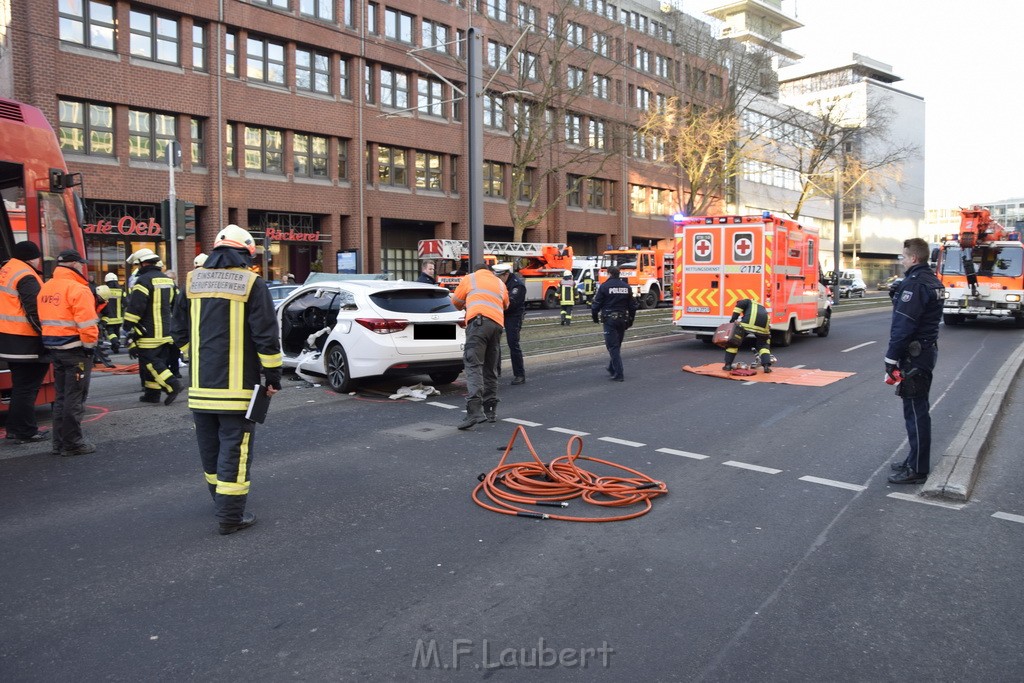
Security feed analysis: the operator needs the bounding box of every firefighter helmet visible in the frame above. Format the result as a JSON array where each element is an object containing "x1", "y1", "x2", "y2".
[
  {"x1": 563, "y1": 270, "x2": 572, "y2": 278},
  {"x1": 194, "y1": 253, "x2": 208, "y2": 268},
  {"x1": 104, "y1": 272, "x2": 118, "y2": 283},
  {"x1": 135, "y1": 248, "x2": 160, "y2": 264},
  {"x1": 214, "y1": 224, "x2": 256, "y2": 256},
  {"x1": 95, "y1": 285, "x2": 111, "y2": 301}
]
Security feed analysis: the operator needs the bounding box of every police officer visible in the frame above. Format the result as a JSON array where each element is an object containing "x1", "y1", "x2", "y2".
[
  {"x1": 723, "y1": 298, "x2": 773, "y2": 373},
  {"x1": 494, "y1": 263, "x2": 526, "y2": 385},
  {"x1": 885, "y1": 237, "x2": 944, "y2": 485},
  {"x1": 559, "y1": 270, "x2": 575, "y2": 325},
  {"x1": 170, "y1": 225, "x2": 282, "y2": 535},
  {"x1": 123, "y1": 250, "x2": 182, "y2": 405},
  {"x1": 452, "y1": 263, "x2": 508, "y2": 428},
  {"x1": 417, "y1": 261, "x2": 437, "y2": 285},
  {"x1": 591, "y1": 266, "x2": 638, "y2": 382},
  {"x1": 99, "y1": 272, "x2": 124, "y2": 353}
]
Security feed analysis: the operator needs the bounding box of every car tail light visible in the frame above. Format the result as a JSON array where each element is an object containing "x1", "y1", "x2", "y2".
[{"x1": 355, "y1": 318, "x2": 409, "y2": 334}]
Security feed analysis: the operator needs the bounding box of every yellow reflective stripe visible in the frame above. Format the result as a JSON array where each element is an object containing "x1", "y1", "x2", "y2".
[
  {"x1": 189, "y1": 387, "x2": 253, "y2": 400},
  {"x1": 124, "y1": 312, "x2": 141, "y2": 323},
  {"x1": 180, "y1": 342, "x2": 190, "y2": 356},
  {"x1": 258, "y1": 352, "x2": 283, "y2": 368},
  {"x1": 190, "y1": 298, "x2": 201, "y2": 385},
  {"x1": 131, "y1": 284, "x2": 148, "y2": 295},
  {"x1": 204, "y1": 472, "x2": 218, "y2": 485},
  {"x1": 215, "y1": 480, "x2": 250, "y2": 495},
  {"x1": 137, "y1": 337, "x2": 172, "y2": 348},
  {"x1": 146, "y1": 364, "x2": 174, "y2": 391},
  {"x1": 229, "y1": 299, "x2": 244, "y2": 391},
  {"x1": 237, "y1": 431, "x2": 251, "y2": 483},
  {"x1": 188, "y1": 398, "x2": 251, "y2": 411},
  {"x1": 144, "y1": 380, "x2": 162, "y2": 389}
]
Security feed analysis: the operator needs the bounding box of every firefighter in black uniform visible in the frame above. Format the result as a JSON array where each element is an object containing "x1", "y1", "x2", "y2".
[
  {"x1": 494, "y1": 263, "x2": 527, "y2": 385},
  {"x1": 581, "y1": 271, "x2": 596, "y2": 305},
  {"x1": 123, "y1": 250, "x2": 182, "y2": 404},
  {"x1": 591, "y1": 266, "x2": 638, "y2": 381},
  {"x1": 100, "y1": 272, "x2": 124, "y2": 352},
  {"x1": 885, "y1": 237, "x2": 944, "y2": 485},
  {"x1": 559, "y1": 271, "x2": 576, "y2": 325},
  {"x1": 171, "y1": 225, "x2": 282, "y2": 535},
  {"x1": 723, "y1": 298, "x2": 773, "y2": 373}
]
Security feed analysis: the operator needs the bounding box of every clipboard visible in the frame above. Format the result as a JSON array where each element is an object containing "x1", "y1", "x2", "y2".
[{"x1": 245, "y1": 384, "x2": 272, "y2": 423}]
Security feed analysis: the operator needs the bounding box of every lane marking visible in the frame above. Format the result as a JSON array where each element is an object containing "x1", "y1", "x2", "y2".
[
  {"x1": 549, "y1": 427, "x2": 589, "y2": 436},
  {"x1": 656, "y1": 448, "x2": 709, "y2": 460},
  {"x1": 842, "y1": 341, "x2": 876, "y2": 353},
  {"x1": 723, "y1": 461, "x2": 782, "y2": 474},
  {"x1": 992, "y1": 511, "x2": 1024, "y2": 524},
  {"x1": 798, "y1": 475, "x2": 867, "y2": 492},
  {"x1": 427, "y1": 402, "x2": 459, "y2": 410},
  {"x1": 502, "y1": 418, "x2": 543, "y2": 427},
  {"x1": 886, "y1": 492, "x2": 965, "y2": 510},
  {"x1": 598, "y1": 437, "x2": 646, "y2": 448}
]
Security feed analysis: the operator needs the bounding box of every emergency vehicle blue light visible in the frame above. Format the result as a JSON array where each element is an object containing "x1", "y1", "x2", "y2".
[
  {"x1": 762, "y1": 210, "x2": 772, "y2": 219},
  {"x1": 672, "y1": 212, "x2": 686, "y2": 223},
  {"x1": 1009, "y1": 231, "x2": 1020, "y2": 241}
]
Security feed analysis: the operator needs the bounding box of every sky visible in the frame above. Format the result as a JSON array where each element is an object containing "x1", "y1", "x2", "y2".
[{"x1": 698, "y1": 0, "x2": 1024, "y2": 208}]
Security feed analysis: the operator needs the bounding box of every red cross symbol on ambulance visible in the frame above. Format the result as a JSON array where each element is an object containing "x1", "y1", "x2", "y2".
[
  {"x1": 733, "y1": 232, "x2": 753, "y2": 262},
  {"x1": 694, "y1": 234, "x2": 713, "y2": 262}
]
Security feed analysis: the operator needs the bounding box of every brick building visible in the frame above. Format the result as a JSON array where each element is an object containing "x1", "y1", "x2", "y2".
[{"x1": 1, "y1": 0, "x2": 726, "y2": 282}]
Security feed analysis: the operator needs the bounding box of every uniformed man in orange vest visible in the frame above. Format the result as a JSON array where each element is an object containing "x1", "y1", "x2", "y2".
[
  {"x1": 451, "y1": 263, "x2": 509, "y2": 429},
  {"x1": 37, "y1": 250, "x2": 99, "y2": 457},
  {"x1": 0, "y1": 241, "x2": 50, "y2": 443}
]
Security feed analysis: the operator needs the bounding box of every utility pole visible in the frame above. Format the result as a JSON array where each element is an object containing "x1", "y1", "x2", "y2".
[
  {"x1": 466, "y1": 27, "x2": 484, "y2": 268},
  {"x1": 832, "y1": 165, "x2": 842, "y2": 305},
  {"x1": 167, "y1": 140, "x2": 181, "y2": 273}
]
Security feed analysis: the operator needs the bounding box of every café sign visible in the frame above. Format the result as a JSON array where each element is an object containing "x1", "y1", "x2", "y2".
[{"x1": 85, "y1": 216, "x2": 163, "y2": 238}]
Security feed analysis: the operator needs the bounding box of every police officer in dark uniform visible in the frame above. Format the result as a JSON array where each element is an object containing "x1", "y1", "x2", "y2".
[
  {"x1": 723, "y1": 298, "x2": 772, "y2": 373},
  {"x1": 591, "y1": 266, "x2": 638, "y2": 382},
  {"x1": 885, "y1": 237, "x2": 944, "y2": 485},
  {"x1": 494, "y1": 263, "x2": 527, "y2": 385}
]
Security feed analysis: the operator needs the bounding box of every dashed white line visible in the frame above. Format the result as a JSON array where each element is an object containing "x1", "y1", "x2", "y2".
[
  {"x1": 656, "y1": 448, "x2": 709, "y2": 460},
  {"x1": 598, "y1": 437, "x2": 646, "y2": 448},
  {"x1": 548, "y1": 427, "x2": 590, "y2": 436},
  {"x1": 501, "y1": 418, "x2": 543, "y2": 427},
  {"x1": 992, "y1": 511, "x2": 1024, "y2": 524},
  {"x1": 798, "y1": 475, "x2": 866, "y2": 492},
  {"x1": 886, "y1": 492, "x2": 965, "y2": 510},
  {"x1": 722, "y1": 461, "x2": 782, "y2": 474},
  {"x1": 842, "y1": 341, "x2": 876, "y2": 353},
  {"x1": 426, "y1": 402, "x2": 459, "y2": 410}
]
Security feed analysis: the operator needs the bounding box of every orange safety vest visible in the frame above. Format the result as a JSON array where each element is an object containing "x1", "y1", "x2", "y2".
[
  {"x1": 0, "y1": 257, "x2": 43, "y2": 337},
  {"x1": 451, "y1": 269, "x2": 509, "y2": 327},
  {"x1": 37, "y1": 266, "x2": 100, "y2": 350}
]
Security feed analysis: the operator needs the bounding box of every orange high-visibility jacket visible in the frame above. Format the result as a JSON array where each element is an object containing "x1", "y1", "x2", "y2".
[
  {"x1": 452, "y1": 268, "x2": 508, "y2": 326},
  {"x1": 0, "y1": 258, "x2": 44, "y2": 360},
  {"x1": 37, "y1": 266, "x2": 99, "y2": 350}
]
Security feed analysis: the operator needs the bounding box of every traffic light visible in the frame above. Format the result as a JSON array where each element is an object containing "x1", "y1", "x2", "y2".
[{"x1": 175, "y1": 199, "x2": 196, "y2": 239}]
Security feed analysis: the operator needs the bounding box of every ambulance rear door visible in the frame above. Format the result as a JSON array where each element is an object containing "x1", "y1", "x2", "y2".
[{"x1": 721, "y1": 221, "x2": 767, "y2": 316}]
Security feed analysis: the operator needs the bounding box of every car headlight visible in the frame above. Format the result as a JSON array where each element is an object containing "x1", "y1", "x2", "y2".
[{"x1": 1006, "y1": 294, "x2": 1021, "y2": 303}]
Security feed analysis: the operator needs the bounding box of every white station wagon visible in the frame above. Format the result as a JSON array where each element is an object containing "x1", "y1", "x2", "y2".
[{"x1": 277, "y1": 279, "x2": 466, "y2": 393}]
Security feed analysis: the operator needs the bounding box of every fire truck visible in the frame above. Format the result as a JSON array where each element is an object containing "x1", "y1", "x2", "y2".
[
  {"x1": 1, "y1": 96, "x2": 90, "y2": 413},
  {"x1": 938, "y1": 206, "x2": 1024, "y2": 327},
  {"x1": 599, "y1": 247, "x2": 674, "y2": 309},
  {"x1": 672, "y1": 213, "x2": 831, "y2": 346},
  {"x1": 417, "y1": 239, "x2": 573, "y2": 308}
]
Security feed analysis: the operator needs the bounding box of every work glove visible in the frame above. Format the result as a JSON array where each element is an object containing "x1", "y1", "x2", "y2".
[
  {"x1": 592, "y1": 313, "x2": 600, "y2": 324},
  {"x1": 884, "y1": 362, "x2": 899, "y2": 381},
  {"x1": 264, "y1": 367, "x2": 282, "y2": 391}
]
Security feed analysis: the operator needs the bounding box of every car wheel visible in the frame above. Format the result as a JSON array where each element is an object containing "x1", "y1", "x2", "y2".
[
  {"x1": 325, "y1": 344, "x2": 354, "y2": 393},
  {"x1": 429, "y1": 371, "x2": 461, "y2": 385},
  {"x1": 543, "y1": 287, "x2": 559, "y2": 309},
  {"x1": 815, "y1": 313, "x2": 831, "y2": 337},
  {"x1": 640, "y1": 287, "x2": 658, "y2": 310},
  {"x1": 857, "y1": 290, "x2": 865, "y2": 298},
  {"x1": 772, "y1": 320, "x2": 794, "y2": 347},
  {"x1": 697, "y1": 334, "x2": 714, "y2": 345}
]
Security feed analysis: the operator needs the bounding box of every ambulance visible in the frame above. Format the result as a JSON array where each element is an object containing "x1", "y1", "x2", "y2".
[{"x1": 672, "y1": 213, "x2": 832, "y2": 346}]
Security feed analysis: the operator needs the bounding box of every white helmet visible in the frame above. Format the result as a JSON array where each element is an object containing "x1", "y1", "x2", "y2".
[
  {"x1": 104, "y1": 272, "x2": 118, "y2": 283},
  {"x1": 193, "y1": 253, "x2": 208, "y2": 268},
  {"x1": 131, "y1": 248, "x2": 160, "y2": 264},
  {"x1": 563, "y1": 270, "x2": 572, "y2": 278},
  {"x1": 214, "y1": 224, "x2": 256, "y2": 256},
  {"x1": 95, "y1": 284, "x2": 111, "y2": 301}
]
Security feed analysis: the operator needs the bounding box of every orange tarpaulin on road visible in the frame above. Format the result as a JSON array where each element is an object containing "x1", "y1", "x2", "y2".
[{"x1": 682, "y1": 363, "x2": 854, "y2": 387}]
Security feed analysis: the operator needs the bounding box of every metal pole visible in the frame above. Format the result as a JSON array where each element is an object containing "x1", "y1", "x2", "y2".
[
  {"x1": 168, "y1": 140, "x2": 178, "y2": 274},
  {"x1": 466, "y1": 27, "x2": 484, "y2": 268},
  {"x1": 832, "y1": 166, "x2": 842, "y2": 305}
]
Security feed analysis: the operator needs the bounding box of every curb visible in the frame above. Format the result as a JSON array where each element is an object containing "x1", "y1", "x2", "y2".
[{"x1": 921, "y1": 337, "x2": 1024, "y2": 501}]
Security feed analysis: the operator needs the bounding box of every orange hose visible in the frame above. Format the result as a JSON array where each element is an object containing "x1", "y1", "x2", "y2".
[{"x1": 472, "y1": 425, "x2": 668, "y2": 522}]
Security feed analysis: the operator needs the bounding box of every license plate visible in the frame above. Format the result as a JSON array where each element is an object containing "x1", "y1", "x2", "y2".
[{"x1": 413, "y1": 324, "x2": 456, "y2": 340}]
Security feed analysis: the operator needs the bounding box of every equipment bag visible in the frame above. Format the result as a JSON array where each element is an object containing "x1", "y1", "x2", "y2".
[{"x1": 713, "y1": 322, "x2": 745, "y2": 349}]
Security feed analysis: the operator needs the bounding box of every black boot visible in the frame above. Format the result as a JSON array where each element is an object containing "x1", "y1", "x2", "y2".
[{"x1": 458, "y1": 399, "x2": 487, "y2": 430}]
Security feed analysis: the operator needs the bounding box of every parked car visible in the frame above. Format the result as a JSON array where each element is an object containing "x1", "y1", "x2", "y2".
[
  {"x1": 887, "y1": 276, "x2": 905, "y2": 299},
  {"x1": 277, "y1": 279, "x2": 465, "y2": 393},
  {"x1": 838, "y1": 277, "x2": 867, "y2": 298}
]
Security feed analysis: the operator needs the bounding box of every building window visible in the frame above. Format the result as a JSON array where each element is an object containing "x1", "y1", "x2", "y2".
[
  {"x1": 225, "y1": 123, "x2": 235, "y2": 169},
  {"x1": 517, "y1": 3, "x2": 539, "y2": 31},
  {"x1": 422, "y1": 20, "x2": 449, "y2": 53},
  {"x1": 338, "y1": 139, "x2": 349, "y2": 180},
  {"x1": 296, "y1": 48, "x2": 331, "y2": 93},
  {"x1": 566, "y1": 21, "x2": 585, "y2": 46},
  {"x1": 380, "y1": 68, "x2": 409, "y2": 109},
  {"x1": 300, "y1": 0, "x2": 334, "y2": 20},
  {"x1": 634, "y1": 87, "x2": 651, "y2": 110},
  {"x1": 192, "y1": 24, "x2": 207, "y2": 71},
  {"x1": 294, "y1": 134, "x2": 329, "y2": 177},
  {"x1": 567, "y1": 66, "x2": 585, "y2": 91},
  {"x1": 129, "y1": 9, "x2": 179, "y2": 64},
  {"x1": 592, "y1": 74, "x2": 610, "y2": 99},
  {"x1": 343, "y1": 0, "x2": 356, "y2": 27},
  {"x1": 190, "y1": 118, "x2": 205, "y2": 166},
  {"x1": 377, "y1": 146, "x2": 407, "y2": 187},
  {"x1": 564, "y1": 113, "x2": 582, "y2": 145},
  {"x1": 417, "y1": 78, "x2": 443, "y2": 117},
  {"x1": 587, "y1": 178, "x2": 605, "y2": 209},
  {"x1": 244, "y1": 126, "x2": 284, "y2": 174},
  {"x1": 384, "y1": 8, "x2": 414, "y2": 43},
  {"x1": 629, "y1": 184, "x2": 647, "y2": 214},
  {"x1": 566, "y1": 174, "x2": 582, "y2": 207},
  {"x1": 58, "y1": 0, "x2": 115, "y2": 51},
  {"x1": 450, "y1": 155, "x2": 459, "y2": 193},
  {"x1": 254, "y1": 0, "x2": 289, "y2": 7},
  {"x1": 511, "y1": 101, "x2": 535, "y2": 136},
  {"x1": 631, "y1": 130, "x2": 648, "y2": 159},
  {"x1": 415, "y1": 152, "x2": 442, "y2": 191},
  {"x1": 483, "y1": 0, "x2": 509, "y2": 22},
  {"x1": 128, "y1": 110, "x2": 177, "y2": 162},
  {"x1": 364, "y1": 64, "x2": 376, "y2": 104},
  {"x1": 635, "y1": 46, "x2": 650, "y2": 73},
  {"x1": 655, "y1": 54, "x2": 670, "y2": 79},
  {"x1": 519, "y1": 51, "x2": 539, "y2": 80},
  {"x1": 588, "y1": 119, "x2": 605, "y2": 149},
  {"x1": 511, "y1": 167, "x2": 532, "y2": 201},
  {"x1": 58, "y1": 100, "x2": 114, "y2": 156},
  {"x1": 483, "y1": 161, "x2": 503, "y2": 197},
  {"x1": 226, "y1": 32, "x2": 238, "y2": 77},
  {"x1": 487, "y1": 42, "x2": 510, "y2": 72},
  {"x1": 339, "y1": 58, "x2": 350, "y2": 97},
  {"x1": 247, "y1": 37, "x2": 285, "y2": 85},
  {"x1": 591, "y1": 31, "x2": 609, "y2": 57},
  {"x1": 367, "y1": 2, "x2": 378, "y2": 34},
  {"x1": 483, "y1": 93, "x2": 505, "y2": 129}
]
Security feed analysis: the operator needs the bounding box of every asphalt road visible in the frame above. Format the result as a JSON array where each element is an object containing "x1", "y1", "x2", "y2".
[{"x1": 2, "y1": 310, "x2": 1022, "y2": 681}]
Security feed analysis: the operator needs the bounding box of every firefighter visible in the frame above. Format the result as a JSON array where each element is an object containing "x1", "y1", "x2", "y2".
[
  {"x1": 559, "y1": 270, "x2": 575, "y2": 325},
  {"x1": 99, "y1": 272, "x2": 124, "y2": 353},
  {"x1": 581, "y1": 270, "x2": 596, "y2": 305},
  {"x1": 37, "y1": 250, "x2": 98, "y2": 457},
  {"x1": 723, "y1": 298, "x2": 772, "y2": 373},
  {"x1": 0, "y1": 241, "x2": 49, "y2": 444},
  {"x1": 885, "y1": 237, "x2": 944, "y2": 485},
  {"x1": 170, "y1": 224, "x2": 282, "y2": 535},
  {"x1": 193, "y1": 253, "x2": 208, "y2": 268},
  {"x1": 494, "y1": 263, "x2": 527, "y2": 385},
  {"x1": 591, "y1": 266, "x2": 637, "y2": 382},
  {"x1": 123, "y1": 249, "x2": 183, "y2": 405},
  {"x1": 452, "y1": 263, "x2": 508, "y2": 428}
]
